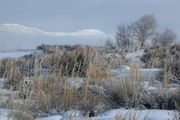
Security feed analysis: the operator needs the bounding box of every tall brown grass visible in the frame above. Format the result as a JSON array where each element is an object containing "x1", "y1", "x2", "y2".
[
  {"x1": 1, "y1": 44, "x2": 179, "y2": 119},
  {"x1": 108, "y1": 65, "x2": 145, "y2": 108},
  {"x1": 2, "y1": 45, "x2": 110, "y2": 117}
]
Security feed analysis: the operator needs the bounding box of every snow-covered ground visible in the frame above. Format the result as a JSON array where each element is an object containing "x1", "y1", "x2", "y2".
[
  {"x1": 0, "y1": 49, "x2": 179, "y2": 120},
  {"x1": 36, "y1": 109, "x2": 178, "y2": 120},
  {"x1": 113, "y1": 50, "x2": 180, "y2": 91},
  {"x1": 112, "y1": 66, "x2": 162, "y2": 81},
  {"x1": 125, "y1": 50, "x2": 145, "y2": 66},
  {"x1": 0, "y1": 108, "x2": 10, "y2": 120},
  {"x1": 36, "y1": 49, "x2": 179, "y2": 120},
  {"x1": 0, "y1": 108, "x2": 177, "y2": 120}
]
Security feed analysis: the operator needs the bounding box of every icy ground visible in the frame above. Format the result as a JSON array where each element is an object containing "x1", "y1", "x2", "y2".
[
  {"x1": 0, "y1": 108, "x2": 177, "y2": 120},
  {"x1": 125, "y1": 50, "x2": 145, "y2": 66},
  {"x1": 0, "y1": 109, "x2": 10, "y2": 120},
  {"x1": 37, "y1": 109, "x2": 178, "y2": 120}
]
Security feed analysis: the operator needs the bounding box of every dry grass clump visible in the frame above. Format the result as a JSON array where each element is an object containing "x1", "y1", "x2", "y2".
[
  {"x1": 170, "y1": 60, "x2": 180, "y2": 83},
  {"x1": 78, "y1": 84, "x2": 109, "y2": 116},
  {"x1": 7, "y1": 73, "x2": 64, "y2": 118},
  {"x1": 103, "y1": 54, "x2": 126, "y2": 70},
  {"x1": 4, "y1": 63, "x2": 26, "y2": 90},
  {"x1": 40, "y1": 44, "x2": 98, "y2": 77},
  {"x1": 37, "y1": 44, "x2": 74, "y2": 53},
  {"x1": 141, "y1": 45, "x2": 180, "y2": 83},
  {"x1": 0, "y1": 53, "x2": 38, "y2": 90},
  {"x1": 16, "y1": 53, "x2": 36, "y2": 76},
  {"x1": 174, "y1": 88, "x2": 180, "y2": 111},
  {"x1": 170, "y1": 44, "x2": 180, "y2": 54},
  {"x1": 63, "y1": 111, "x2": 82, "y2": 120},
  {"x1": 33, "y1": 76, "x2": 64, "y2": 111},
  {"x1": 87, "y1": 54, "x2": 112, "y2": 85},
  {"x1": 141, "y1": 45, "x2": 180, "y2": 68},
  {"x1": 7, "y1": 110, "x2": 33, "y2": 120},
  {"x1": 0, "y1": 44, "x2": 103, "y2": 90},
  {"x1": 8, "y1": 45, "x2": 111, "y2": 117},
  {"x1": 106, "y1": 64, "x2": 178, "y2": 110},
  {"x1": 0, "y1": 58, "x2": 26, "y2": 90},
  {"x1": 88, "y1": 65, "x2": 110, "y2": 81},
  {"x1": 108, "y1": 65, "x2": 146, "y2": 108},
  {"x1": 141, "y1": 46, "x2": 169, "y2": 68},
  {"x1": 19, "y1": 74, "x2": 109, "y2": 117},
  {"x1": 0, "y1": 57, "x2": 16, "y2": 78},
  {"x1": 141, "y1": 87, "x2": 180, "y2": 111}
]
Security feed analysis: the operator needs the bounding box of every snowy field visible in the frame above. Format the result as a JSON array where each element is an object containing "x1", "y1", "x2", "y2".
[
  {"x1": 37, "y1": 109, "x2": 177, "y2": 120},
  {"x1": 0, "y1": 49, "x2": 179, "y2": 120},
  {"x1": 0, "y1": 108, "x2": 177, "y2": 120}
]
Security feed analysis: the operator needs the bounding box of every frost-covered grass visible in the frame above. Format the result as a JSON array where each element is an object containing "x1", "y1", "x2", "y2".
[{"x1": 0, "y1": 45, "x2": 179, "y2": 119}]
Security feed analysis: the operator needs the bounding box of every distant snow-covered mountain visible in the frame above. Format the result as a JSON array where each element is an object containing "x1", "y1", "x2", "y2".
[
  {"x1": 0, "y1": 24, "x2": 110, "y2": 37},
  {"x1": 0, "y1": 24, "x2": 113, "y2": 51}
]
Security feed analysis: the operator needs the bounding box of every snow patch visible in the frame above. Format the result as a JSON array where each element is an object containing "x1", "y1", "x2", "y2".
[{"x1": 37, "y1": 115, "x2": 63, "y2": 120}]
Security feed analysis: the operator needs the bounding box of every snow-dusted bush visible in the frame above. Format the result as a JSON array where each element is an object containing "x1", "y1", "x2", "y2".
[
  {"x1": 0, "y1": 58, "x2": 16, "y2": 78},
  {"x1": 108, "y1": 65, "x2": 146, "y2": 108},
  {"x1": 39, "y1": 44, "x2": 98, "y2": 77},
  {"x1": 8, "y1": 110, "x2": 33, "y2": 120},
  {"x1": 3, "y1": 45, "x2": 112, "y2": 117},
  {"x1": 141, "y1": 45, "x2": 180, "y2": 83},
  {"x1": 0, "y1": 58, "x2": 26, "y2": 90}
]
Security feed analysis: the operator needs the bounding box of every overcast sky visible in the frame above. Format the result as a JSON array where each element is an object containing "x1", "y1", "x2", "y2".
[{"x1": 0, "y1": 0, "x2": 179, "y2": 50}]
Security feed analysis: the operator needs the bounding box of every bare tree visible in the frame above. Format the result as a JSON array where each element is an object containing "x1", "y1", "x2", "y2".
[
  {"x1": 115, "y1": 25, "x2": 132, "y2": 48},
  {"x1": 152, "y1": 28, "x2": 176, "y2": 47},
  {"x1": 132, "y1": 14, "x2": 156, "y2": 47}
]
